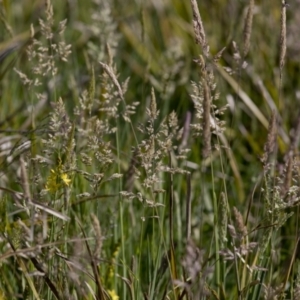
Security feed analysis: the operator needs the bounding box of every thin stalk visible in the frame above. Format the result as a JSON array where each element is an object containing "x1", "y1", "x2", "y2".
[
  {"x1": 168, "y1": 152, "x2": 179, "y2": 299},
  {"x1": 149, "y1": 232, "x2": 163, "y2": 299},
  {"x1": 116, "y1": 127, "x2": 127, "y2": 300},
  {"x1": 137, "y1": 206, "x2": 146, "y2": 299},
  {"x1": 186, "y1": 173, "x2": 192, "y2": 241},
  {"x1": 211, "y1": 165, "x2": 221, "y2": 296}
]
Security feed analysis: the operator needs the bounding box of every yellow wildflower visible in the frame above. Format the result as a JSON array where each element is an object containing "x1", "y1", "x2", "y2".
[
  {"x1": 45, "y1": 168, "x2": 71, "y2": 193},
  {"x1": 60, "y1": 173, "x2": 71, "y2": 186},
  {"x1": 107, "y1": 290, "x2": 119, "y2": 300},
  {"x1": 45, "y1": 169, "x2": 60, "y2": 193}
]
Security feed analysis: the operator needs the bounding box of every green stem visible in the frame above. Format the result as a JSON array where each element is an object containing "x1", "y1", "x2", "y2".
[{"x1": 116, "y1": 128, "x2": 127, "y2": 299}]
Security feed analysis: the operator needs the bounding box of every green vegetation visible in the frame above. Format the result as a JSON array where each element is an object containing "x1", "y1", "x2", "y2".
[{"x1": 0, "y1": 0, "x2": 300, "y2": 299}]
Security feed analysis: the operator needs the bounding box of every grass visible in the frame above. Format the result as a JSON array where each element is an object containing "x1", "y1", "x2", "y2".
[{"x1": 0, "y1": 0, "x2": 300, "y2": 299}]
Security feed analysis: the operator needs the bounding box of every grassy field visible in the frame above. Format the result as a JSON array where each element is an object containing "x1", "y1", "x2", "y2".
[{"x1": 1, "y1": 0, "x2": 300, "y2": 299}]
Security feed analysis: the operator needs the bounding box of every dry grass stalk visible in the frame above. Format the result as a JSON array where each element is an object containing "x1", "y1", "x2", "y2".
[
  {"x1": 99, "y1": 62, "x2": 124, "y2": 101},
  {"x1": 150, "y1": 87, "x2": 158, "y2": 120},
  {"x1": 190, "y1": 0, "x2": 209, "y2": 56},
  {"x1": 243, "y1": 0, "x2": 255, "y2": 58},
  {"x1": 279, "y1": 0, "x2": 287, "y2": 77},
  {"x1": 190, "y1": 54, "x2": 226, "y2": 160},
  {"x1": 233, "y1": 207, "x2": 247, "y2": 238},
  {"x1": 262, "y1": 111, "x2": 277, "y2": 168},
  {"x1": 202, "y1": 78, "x2": 211, "y2": 159},
  {"x1": 91, "y1": 213, "x2": 102, "y2": 260}
]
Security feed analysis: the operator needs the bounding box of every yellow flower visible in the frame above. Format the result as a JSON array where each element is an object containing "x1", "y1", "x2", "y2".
[
  {"x1": 60, "y1": 173, "x2": 71, "y2": 186},
  {"x1": 45, "y1": 169, "x2": 60, "y2": 193},
  {"x1": 107, "y1": 290, "x2": 119, "y2": 300},
  {"x1": 45, "y1": 168, "x2": 71, "y2": 193}
]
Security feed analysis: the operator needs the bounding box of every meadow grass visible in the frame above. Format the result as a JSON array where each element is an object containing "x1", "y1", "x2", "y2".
[{"x1": 0, "y1": 0, "x2": 300, "y2": 299}]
